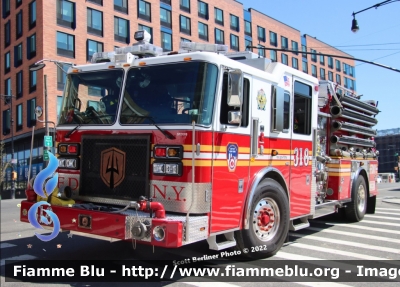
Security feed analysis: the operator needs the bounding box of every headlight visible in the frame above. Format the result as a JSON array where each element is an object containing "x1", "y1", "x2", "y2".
[
  {"x1": 165, "y1": 163, "x2": 179, "y2": 175},
  {"x1": 152, "y1": 162, "x2": 182, "y2": 176},
  {"x1": 153, "y1": 163, "x2": 165, "y2": 174},
  {"x1": 58, "y1": 157, "x2": 79, "y2": 169}
]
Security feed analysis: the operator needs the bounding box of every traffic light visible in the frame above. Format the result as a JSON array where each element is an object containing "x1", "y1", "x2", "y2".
[{"x1": 11, "y1": 171, "x2": 17, "y2": 180}]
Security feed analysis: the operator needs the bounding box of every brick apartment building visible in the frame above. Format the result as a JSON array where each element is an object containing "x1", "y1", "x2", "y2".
[{"x1": 0, "y1": 0, "x2": 356, "y2": 197}]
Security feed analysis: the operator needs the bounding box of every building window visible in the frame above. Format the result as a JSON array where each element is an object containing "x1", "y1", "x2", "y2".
[
  {"x1": 320, "y1": 68, "x2": 326, "y2": 80},
  {"x1": 336, "y1": 74, "x2": 341, "y2": 84},
  {"x1": 114, "y1": 17, "x2": 129, "y2": 43},
  {"x1": 16, "y1": 104, "x2": 23, "y2": 131},
  {"x1": 349, "y1": 65, "x2": 355, "y2": 77},
  {"x1": 198, "y1": 1, "x2": 208, "y2": 19},
  {"x1": 328, "y1": 71, "x2": 333, "y2": 81},
  {"x1": 29, "y1": 0, "x2": 36, "y2": 29},
  {"x1": 16, "y1": 0, "x2": 22, "y2": 8},
  {"x1": 281, "y1": 36, "x2": 288, "y2": 49},
  {"x1": 245, "y1": 39, "x2": 252, "y2": 52},
  {"x1": 180, "y1": 15, "x2": 191, "y2": 35},
  {"x1": 2, "y1": 0, "x2": 10, "y2": 18},
  {"x1": 336, "y1": 59, "x2": 341, "y2": 72},
  {"x1": 161, "y1": 0, "x2": 171, "y2": 5},
  {"x1": 302, "y1": 60, "x2": 308, "y2": 73},
  {"x1": 87, "y1": 8, "x2": 103, "y2": 36},
  {"x1": 230, "y1": 34, "x2": 239, "y2": 51},
  {"x1": 138, "y1": 0, "x2": 151, "y2": 21},
  {"x1": 328, "y1": 56, "x2": 333, "y2": 68},
  {"x1": 270, "y1": 31, "x2": 277, "y2": 47},
  {"x1": 244, "y1": 21, "x2": 252, "y2": 37},
  {"x1": 161, "y1": 31, "x2": 172, "y2": 51},
  {"x1": 311, "y1": 49, "x2": 317, "y2": 62},
  {"x1": 258, "y1": 45, "x2": 265, "y2": 57},
  {"x1": 291, "y1": 41, "x2": 298, "y2": 55},
  {"x1": 27, "y1": 33, "x2": 36, "y2": 59},
  {"x1": 215, "y1": 28, "x2": 224, "y2": 44},
  {"x1": 301, "y1": 44, "x2": 307, "y2": 58},
  {"x1": 4, "y1": 20, "x2": 10, "y2": 47},
  {"x1": 230, "y1": 14, "x2": 239, "y2": 32},
  {"x1": 57, "y1": 96, "x2": 63, "y2": 122},
  {"x1": 214, "y1": 7, "x2": 223, "y2": 26},
  {"x1": 292, "y1": 57, "x2": 298, "y2": 69},
  {"x1": 320, "y1": 54, "x2": 325, "y2": 66},
  {"x1": 138, "y1": 24, "x2": 153, "y2": 43},
  {"x1": 270, "y1": 50, "x2": 277, "y2": 62},
  {"x1": 87, "y1": 39, "x2": 103, "y2": 61},
  {"x1": 57, "y1": 63, "x2": 71, "y2": 90},
  {"x1": 281, "y1": 53, "x2": 288, "y2": 65},
  {"x1": 57, "y1": 0, "x2": 75, "y2": 28},
  {"x1": 4, "y1": 52, "x2": 10, "y2": 74},
  {"x1": 160, "y1": 7, "x2": 172, "y2": 28},
  {"x1": 198, "y1": 22, "x2": 208, "y2": 41},
  {"x1": 16, "y1": 71, "x2": 23, "y2": 98},
  {"x1": 181, "y1": 37, "x2": 191, "y2": 42},
  {"x1": 2, "y1": 110, "x2": 10, "y2": 136},
  {"x1": 87, "y1": 0, "x2": 102, "y2": 5},
  {"x1": 257, "y1": 26, "x2": 266, "y2": 42},
  {"x1": 114, "y1": 0, "x2": 128, "y2": 14},
  {"x1": 16, "y1": 10, "x2": 23, "y2": 39},
  {"x1": 4, "y1": 78, "x2": 11, "y2": 97},
  {"x1": 311, "y1": 65, "x2": 317, "y2": 77},
  {"x1": 27, "y1": 98, "x2": 36, "y2": 127},
  {"x1": 29, "y1": 69, "x2": 37, "y2": 92},
  {"x1": 180, "y1": 0, "x2": 190, "y2": 13},
  {"x1": 57, "y1": 31, "x2": 75, "y2": 57},
  {"x1": 14, "y1": 43, "x2": 23, "y2": 67}
]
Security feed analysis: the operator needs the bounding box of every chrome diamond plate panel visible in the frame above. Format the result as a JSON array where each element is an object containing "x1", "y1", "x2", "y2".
[{"x1": 150, "y1": 181, "x2": 211, "y2": 213}]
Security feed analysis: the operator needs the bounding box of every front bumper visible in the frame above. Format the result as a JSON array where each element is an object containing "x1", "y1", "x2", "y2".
[{"x1": 20, "y1": 200, "x2": 208, "y2": 248}]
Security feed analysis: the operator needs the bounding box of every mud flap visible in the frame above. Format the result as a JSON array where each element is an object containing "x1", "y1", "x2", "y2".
[{"x1": 366, "y1": 195, "x2": 376, "y2": 214}]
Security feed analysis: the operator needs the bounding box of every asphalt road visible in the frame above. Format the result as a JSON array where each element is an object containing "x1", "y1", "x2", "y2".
[{"x1": 1, "y1": 182, "x2": 399, "y2": 287}]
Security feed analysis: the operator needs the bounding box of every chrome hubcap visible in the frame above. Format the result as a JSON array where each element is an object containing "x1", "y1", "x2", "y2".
[
  {"x1": 357, "y1": 184, "x2": 366, "y2": 213},
  {"x1": 252, "y1": 197, "x2": 280, "y2": 241}
]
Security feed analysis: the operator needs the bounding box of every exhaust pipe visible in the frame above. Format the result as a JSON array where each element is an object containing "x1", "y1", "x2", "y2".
[
  {"x1": 330, "y1": 135, "x2": 376, "y2": 148},
  {"x1": 330, "y1": 106, "x2": 378, "y2": 126},
  {"x1": 336, "y1": 93, "x2": 379, "y2": 115},
  {"x1": 332, "y1": 121, "x2": 377, "y2": 137}
]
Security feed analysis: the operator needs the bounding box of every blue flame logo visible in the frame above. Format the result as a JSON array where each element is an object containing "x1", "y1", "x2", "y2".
[{"x1": 28, "y1": 152, "x2": 61, "y2": 241}]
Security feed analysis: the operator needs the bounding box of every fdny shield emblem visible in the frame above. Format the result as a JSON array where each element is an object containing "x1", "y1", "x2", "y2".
[
  {"x1": 100, "y1": 147, "x2": 126, "y2": 189},
  {"x1": 227, "y1": 143, "x2": 239, "y2": 172}
]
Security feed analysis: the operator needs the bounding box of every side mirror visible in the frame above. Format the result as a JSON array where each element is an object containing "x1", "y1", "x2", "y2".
[
  {"x1": 227, "y1": 69, "x2": 243, "y2": 107},
  {"x1": 228, "y1": 111, "x2": 241, "y2": 124},
  {"x1": 35, "y1": 106, "x2": 43, "y2": 118}
]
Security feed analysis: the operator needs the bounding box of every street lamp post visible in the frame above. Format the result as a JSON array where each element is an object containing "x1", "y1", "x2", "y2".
[
  {"x1": 1, "y1": 90, "x2": 16, "y2": 199},
  {"x1": 351, "y1": 0, "x2": 400, "y2": 32}
]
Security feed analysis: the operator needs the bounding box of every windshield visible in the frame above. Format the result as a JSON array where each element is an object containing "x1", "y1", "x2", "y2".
[
  {"x1": 120, "y1": 61, "x2": 218, "y2": 126},
  {"x1": 58, "y1": 69, "x2": 124, "y2": 125}
]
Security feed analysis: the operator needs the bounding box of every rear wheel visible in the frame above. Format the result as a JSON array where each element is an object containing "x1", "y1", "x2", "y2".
[
  {"x1": 235, "y1": 179, "x2": 289, "y2": 258},
  {"x1": 345, "y1": 176, "x2": 367, "y2": 222}
]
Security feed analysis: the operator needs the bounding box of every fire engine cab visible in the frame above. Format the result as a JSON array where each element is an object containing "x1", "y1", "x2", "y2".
[{"x1": 21, "y1": 31, "x2": 378, "y2": 258}]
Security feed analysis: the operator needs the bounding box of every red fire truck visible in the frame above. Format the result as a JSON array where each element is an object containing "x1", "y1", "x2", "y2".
[{"x1": 20, "y1": 31, "x2": 379, "y2": 258}]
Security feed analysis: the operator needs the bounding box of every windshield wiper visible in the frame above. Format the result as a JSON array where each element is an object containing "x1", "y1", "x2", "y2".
[
  {"x1": 65, "y1": 123, "x2": 81, "y2": 138},
  {"x1": 131, "y1": 116, "x2": 175, "y2": 140}
]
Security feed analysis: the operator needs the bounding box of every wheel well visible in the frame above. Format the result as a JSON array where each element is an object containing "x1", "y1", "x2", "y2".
[{"x1": 262, "y1": 171, "x2": 289, "y2": 199}]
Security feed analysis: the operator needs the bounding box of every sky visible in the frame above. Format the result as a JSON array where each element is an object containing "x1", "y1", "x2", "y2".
[{"x1": 240, "y1": 0, "x2": 400, "y2": 131}]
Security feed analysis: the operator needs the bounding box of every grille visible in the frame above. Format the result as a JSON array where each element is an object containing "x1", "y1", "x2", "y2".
[{"x1": 80, "y1": 135, "x2": 150, "y2": 200}]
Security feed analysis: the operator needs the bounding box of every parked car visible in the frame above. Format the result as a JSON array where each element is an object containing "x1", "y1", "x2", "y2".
[{"x1": 376, "y1": 175, "x2": 382, "y2": 183}]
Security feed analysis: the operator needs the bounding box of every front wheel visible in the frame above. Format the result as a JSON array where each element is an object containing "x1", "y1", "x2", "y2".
[
  {"x1": 345, "y1": 176, "x2": 367, "y2": 222},
  {"x1": 235, "y1": 179, "x2": 289, "y2": 259}
]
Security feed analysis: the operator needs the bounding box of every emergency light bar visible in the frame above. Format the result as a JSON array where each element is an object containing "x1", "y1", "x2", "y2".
[{"x1": 179, "y1": 42, "x2": 229, "y2": 53}]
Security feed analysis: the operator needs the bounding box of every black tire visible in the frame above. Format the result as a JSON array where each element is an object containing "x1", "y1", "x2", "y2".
[
  {"x1": 235, "y1": 178, "x2": 289, "y2": 259},
  {"x1": 345, "y1": 176, "x2": 367, "y2": 222}
]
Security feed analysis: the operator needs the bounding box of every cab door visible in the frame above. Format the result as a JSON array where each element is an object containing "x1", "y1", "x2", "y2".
[{"x1": 210, "y1": 70, "x2": 251, "y2": 234}]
